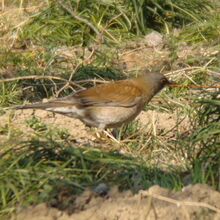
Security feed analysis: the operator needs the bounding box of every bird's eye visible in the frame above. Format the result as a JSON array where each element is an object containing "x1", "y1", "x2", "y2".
[{"x1": 161, "y1": 78, "x2": 168, "y2": 84}]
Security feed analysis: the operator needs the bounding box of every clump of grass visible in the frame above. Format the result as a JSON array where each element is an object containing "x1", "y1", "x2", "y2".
[
  {"x1": 175, "y1": 93, "x2": 220, "y2": 189},
  {"x1": 0, "y1": 83, "x2": 22, "y2": 107},
  {"x1": 142, "y1": 0, "x2": 213, "y2": 30},
  {"x1": 20, "y1": 0, "x2": 213, "y2": 47},
  {"x1": 177, "y1": 14, "x2": 220, "y2": 44}
]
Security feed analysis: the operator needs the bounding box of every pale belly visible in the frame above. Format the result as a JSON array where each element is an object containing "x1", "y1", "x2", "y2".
[
  {"x1": 46, "y1": 105, "x2": 143, "y2": 129},
  {"x1": 83, "y1": 105, "x2": 142, "y2": 128}
]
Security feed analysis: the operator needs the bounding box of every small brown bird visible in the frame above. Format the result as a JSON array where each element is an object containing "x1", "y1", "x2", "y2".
[{"x1": 15, "y1": 72, "x2": 172, "y2": 129}]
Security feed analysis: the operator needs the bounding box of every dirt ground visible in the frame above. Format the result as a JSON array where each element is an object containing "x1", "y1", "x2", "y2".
[
  {"x1": 12, "y1": 184, "x2": 220, "y2": 220},
  {"x1": 1, "y1": 110, "x2": 219, "y2": 219},
  {"x1": 0, "y1": 107, "x2": 189, "y2": 149}
]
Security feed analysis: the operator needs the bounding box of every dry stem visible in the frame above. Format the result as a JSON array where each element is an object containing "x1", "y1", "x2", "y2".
[{"x1": 141, "y1": 191, "x2": 220, "y2": 214}]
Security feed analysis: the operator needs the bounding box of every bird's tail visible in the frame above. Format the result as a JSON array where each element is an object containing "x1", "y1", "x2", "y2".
[
  {"x1": 13, "y1": 97, "x2": 82, "y2": 117},
  {"x1": 14, "y1": 95, "x2": 80, "y2": 110},
  {"x1": 15, "y1": 102, "x2": 55, "y2": 110},
  {"x1": 14, "y1": 100, "x2": 77, "y2": 110}
]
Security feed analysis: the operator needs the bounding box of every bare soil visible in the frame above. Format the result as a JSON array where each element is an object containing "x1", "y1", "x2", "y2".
[
  {"x1": 0, "y1": 106, "x2": 190, "y2": 170},
  {"x1": 12, "y1": 184, "x2": 220, "y2": 220}
]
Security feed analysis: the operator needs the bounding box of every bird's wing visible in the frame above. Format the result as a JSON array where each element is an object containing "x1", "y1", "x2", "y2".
[
  {"x1": 15, "y1": 80, "x2": 143, "y2": 110},
  {"x1": 74, "y1": 80, "x2": 143, "y2": 107}
]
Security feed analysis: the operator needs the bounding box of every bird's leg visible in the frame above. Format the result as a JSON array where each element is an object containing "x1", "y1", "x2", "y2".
[
  {"x1": 103, "y1": 129, "x2": 120, "y2": 144},
  {"x1": 93, "y1": 124, "x2": 105, "y2": 140},
  {"x1": 95, "y1": 124, "x2": 120, "y2": 144},
  {"x1": 94, "y1": 128, "x2": 101, "y2": 139}
]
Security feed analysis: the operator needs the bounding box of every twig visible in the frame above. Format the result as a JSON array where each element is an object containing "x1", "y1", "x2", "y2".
[
  {"x1": 0, "y1": 75, "x2": 83, "y2": 89},
  {"x1": 68, "y1": 63, "x2": 81, "y2": 82},
  {"x1": 84, "y1": 47, "x2": 96, "y2": 64},
  {"x1": 141, "y1": 191, "x2": 220, "y2": 213},
  {"x1": 19, "y1": 0, "x2": 23, "y2": 12},
  {"x1": 165, "y1": 61, "x2": 220, "y2": 79},
  {"x1": 0, "y1": 75, "x2": 109, "y2": 85},
  {"x1": 1, "y1": 0, "x2": 4, "y2": 11},
  {"x1": 55, "y1": 83, "x2": 74, "y2": 97},
  {"x1": 165, "y1": 67, "x2": 202, "y2": 76},
  {"x1": 204, "y1": 57, "x2": 216, "y2": 68},
  {"x1": 182, "y1": 72, "x2": 199, "y2": 85},
  {"x1": 75, "y1": 79, "x2": 108, "y2": 84},
  {"x1": 55, "y1": 63, "x2": 82, "y2": 97},
  {"x1": 120, "y1": 46, "x2": 148, "y2": 56}
]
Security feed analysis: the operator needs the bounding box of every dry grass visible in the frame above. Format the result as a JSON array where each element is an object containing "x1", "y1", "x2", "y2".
[{"x1": 0, "y1": 1, "x2": 219, "y2": 218}]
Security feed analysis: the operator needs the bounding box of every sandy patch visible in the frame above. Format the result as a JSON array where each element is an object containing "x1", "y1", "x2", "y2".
[{"x1": 12, "y1": 184, "x2": 220, "y2": 220}]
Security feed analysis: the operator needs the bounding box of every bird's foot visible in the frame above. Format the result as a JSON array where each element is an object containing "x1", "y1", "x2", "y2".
[
  {"x1": 103, "y1": 130, "x2": 120, "y2": 144},
  {"x1": 94, "y1": 128, "x2": 120, "y2": 144}
]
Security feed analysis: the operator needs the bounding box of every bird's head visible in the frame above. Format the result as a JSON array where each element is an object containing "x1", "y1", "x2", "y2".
[{"x1": 141, "y1": 71, "x2": 174, "y2": 94}]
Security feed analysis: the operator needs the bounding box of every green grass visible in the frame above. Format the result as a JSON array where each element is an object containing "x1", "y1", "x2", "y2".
[
  {"x1": 0, "y1": 124, "x2": 183, "y2": 215},
  {"x1": 0, "y1": 83, "x2": 22, "y2": 107},
  {"x1": 177, "y1": 14, "x2": 220, "y2": 44},
  {"x1": 0, "y1": 0, "x2": 220, "y2": 218},
  {"x1": 19, "y1": 0, "x2": 213, "y2": 46}
]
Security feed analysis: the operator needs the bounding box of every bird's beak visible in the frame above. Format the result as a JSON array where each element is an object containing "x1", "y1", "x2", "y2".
[{"x1": 167, "y1": 80, "x2": 177, "y2": 87}]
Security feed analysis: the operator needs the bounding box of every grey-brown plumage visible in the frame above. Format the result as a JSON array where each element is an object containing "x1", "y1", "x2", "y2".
[{"x1": 15, "y1": 72, "x2": 172, "y2": 129}]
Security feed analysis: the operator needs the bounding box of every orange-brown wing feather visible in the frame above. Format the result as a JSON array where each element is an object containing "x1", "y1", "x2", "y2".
[
  {"x1": 15, "y1": 79, "x2": 145, "y2": 110},
  {"x1": 74, "y1": 80, "x2": 144, "y2": 107}
]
